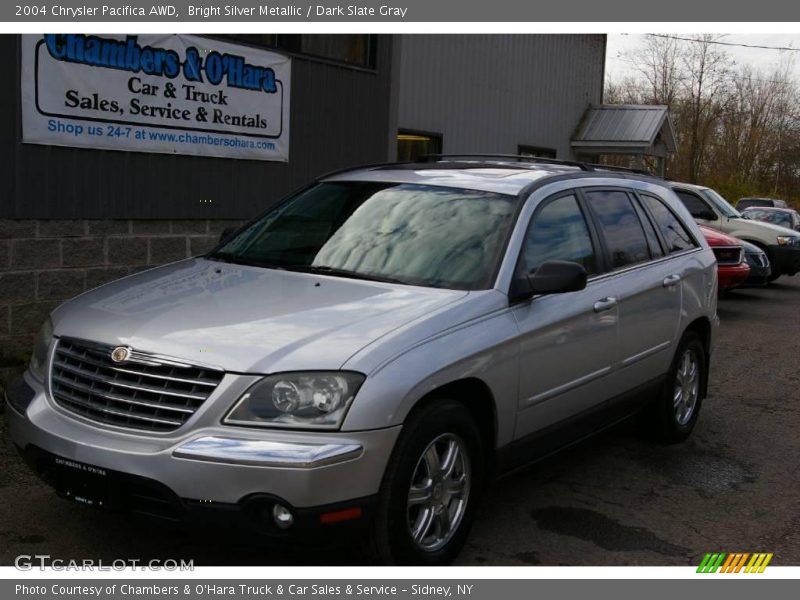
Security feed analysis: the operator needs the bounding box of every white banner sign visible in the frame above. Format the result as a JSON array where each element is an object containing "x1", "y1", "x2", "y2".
[{"x1": 21, "y1": 34, "x2": 291, "y2": 161}]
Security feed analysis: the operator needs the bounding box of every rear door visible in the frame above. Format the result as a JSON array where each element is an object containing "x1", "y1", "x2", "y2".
[{"x1": 582, "y1": 189, "x2": 686, "y2": 405}]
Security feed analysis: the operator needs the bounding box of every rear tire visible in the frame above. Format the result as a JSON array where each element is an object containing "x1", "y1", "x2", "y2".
[
  {"x1": 647, "y1": 331, "x2": 706, "y2": 443},
  {"x1": 367, "y1": 399, "x2": 484, "y2": 565}
]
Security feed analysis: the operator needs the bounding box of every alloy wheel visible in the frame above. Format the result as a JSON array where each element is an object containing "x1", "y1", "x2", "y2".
[
  {"x1": 673, "y1": 347, "x2": 700, "y2": 426},
  {"x1": 406, "y1": 433, "x2": 471, "y2": 552}
]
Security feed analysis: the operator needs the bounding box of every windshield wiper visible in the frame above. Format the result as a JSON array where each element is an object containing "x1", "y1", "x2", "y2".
[
  {"x1": 207, "y1": 255, "x2": 407, "y2": 284},
  {"x1": 283, "y1": 265, "x2": 407, "y2": 284}
]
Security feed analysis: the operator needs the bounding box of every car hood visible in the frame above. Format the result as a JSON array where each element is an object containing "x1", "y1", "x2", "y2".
[
  {"x1": 741, "y1": 240, "x2": 765, "y2": 255},
  {"x1": 51, "y1": 258, "x2": 469, "y2": 373},
  {"x1": 699, "y1": 225, "x2": 742, "y2": 247},
  {"x1": 727, "y1": 217, "x2": 799, "y2": 239}
]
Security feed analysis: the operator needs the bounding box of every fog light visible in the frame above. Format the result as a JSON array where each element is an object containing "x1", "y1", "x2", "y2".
[{"x1": 272, "y1": 503, "x2": 294, "y2": 529}]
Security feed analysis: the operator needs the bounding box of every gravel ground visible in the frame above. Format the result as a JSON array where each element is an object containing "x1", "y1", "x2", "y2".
[{"x1": 1, "y1": 279, "x2": 799, "y2": 566}]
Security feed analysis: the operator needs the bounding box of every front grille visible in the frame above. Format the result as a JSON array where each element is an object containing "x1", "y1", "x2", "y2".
[
  {"x1": 50, "y1": 338, "x2": 224, "y2": 432},
  {"x1": 712, "y1": 246, "x2": 744, "y2": 265},
  {"x1": 747, "y1": 253, "x2": 769, "y2": 268}
]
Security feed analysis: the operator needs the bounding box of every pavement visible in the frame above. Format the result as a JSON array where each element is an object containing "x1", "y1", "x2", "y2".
[{"x1": 1, "y1": 278, "x2": 799, "y2": 566}]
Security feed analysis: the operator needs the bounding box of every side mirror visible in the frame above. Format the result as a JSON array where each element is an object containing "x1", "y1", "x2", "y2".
[
  {"x1": 510, "y1": 260, "x2": 587, "y2": 301},
  {"x1": 219, "y1": 226, "x2": 236, "y2": 243}
]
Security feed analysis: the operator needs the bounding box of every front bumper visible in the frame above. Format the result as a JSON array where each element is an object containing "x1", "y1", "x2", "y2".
[
  {"x1": 766, "y1": 244, "x2": 800, "y2": 276},
  {"x1": 717, "y1": 263, "x2": 751, "y2": 291},
  {"x1": 6, "y1": 372, "x2": 400, "y2": 533},
  {"x1": 742, "y1": 263, "x2": 771, "y2": 287}
]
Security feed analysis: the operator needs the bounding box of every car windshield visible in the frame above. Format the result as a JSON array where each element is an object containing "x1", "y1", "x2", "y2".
[
  {"x1": 744, "y1": 209, "x2": 791, "y2": 227},
  {"x1": 701, "y1": 189, "x2": 742, "y2": 218},
  {"x1": 208, "y1": 181, "x2": 519, "y2": 290}
]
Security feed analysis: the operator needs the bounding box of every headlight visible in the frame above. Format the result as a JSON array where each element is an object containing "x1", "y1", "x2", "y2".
[
  {"x1": 776, "y1": 235, "x2": 800, "y2": 246},
  {"x1": 29, "y1": 318, "x2": 54, "y2": 382},
  {"x1": 224, "y1": 372, "x2": 365, "y2": 430}
]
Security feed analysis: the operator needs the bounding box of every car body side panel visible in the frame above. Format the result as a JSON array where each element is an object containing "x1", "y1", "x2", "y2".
[
  {"x1": 680, "y1": 250, "x2": 719, "y2": 350},
  {"x1": 600, "y1": 255, "x2": 684, "y2": 394},
  {"x1": 510, "y1": 275, "x2": 619, "y2": 439},
  {"x1": 341, "y1": 303, "x2": 521, "y2": 447}
]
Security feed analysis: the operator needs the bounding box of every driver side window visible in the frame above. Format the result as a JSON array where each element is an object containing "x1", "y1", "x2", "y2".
[
  {"x1": 676, "y1": 191, "x2": 715, "y2": 219},
  {"x1": 522, "y1": 194, "x2": 597, "y2": 276}
]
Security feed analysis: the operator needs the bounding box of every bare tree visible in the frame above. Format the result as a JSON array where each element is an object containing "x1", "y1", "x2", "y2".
[
  {"x1": 627, "y1": 34, "x2": 683, "y2": 108},
  {"x1": 605, "y1": 34, "x2": 800, "y2": 206},
  {"x1": 604, "y1": 75, "x2": 646, "y2": 104},
  {"x1": 679, "y1": 34, "x2": 734, "y2": 183}
]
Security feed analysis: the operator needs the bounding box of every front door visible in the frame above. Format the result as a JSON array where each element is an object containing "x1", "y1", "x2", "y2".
[{"x1": 511, "y1": 192, "x2": 619, "y2": 441}]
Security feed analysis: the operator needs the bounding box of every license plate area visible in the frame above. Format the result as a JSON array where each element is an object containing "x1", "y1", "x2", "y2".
[{"x1": 51, "y1": 456, "x2": 109, "y2": 508}]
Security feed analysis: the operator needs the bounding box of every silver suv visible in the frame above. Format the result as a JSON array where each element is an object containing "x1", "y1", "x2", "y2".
[{"x1": 6, "y1": 157, "x2": 719, "y2": 564}]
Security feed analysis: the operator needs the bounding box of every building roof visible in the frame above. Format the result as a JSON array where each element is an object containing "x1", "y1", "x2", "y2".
[{"x1": 571, "y1": 104, "x2": 677, "y2": 154}]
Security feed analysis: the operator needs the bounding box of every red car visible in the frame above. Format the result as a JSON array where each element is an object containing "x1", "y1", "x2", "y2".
[{"x1": 699, "y1": 225, "x2": 750, "y2": 291}]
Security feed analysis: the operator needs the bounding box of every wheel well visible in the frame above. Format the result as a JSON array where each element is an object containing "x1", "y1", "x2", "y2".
[
  {"x1": 684, "y1": 317, "x2": 712, "y2": 398},
  {"x1": 410, "y1": 378, "x2": 497, "y2": 472},
  {"x1": 685, "y1": 317, "x2": 711, "y2": 353}
]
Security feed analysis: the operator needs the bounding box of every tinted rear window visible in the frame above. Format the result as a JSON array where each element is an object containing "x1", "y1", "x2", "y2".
[
  {"x1": 586, "y1": 190, "x2": 651, "y2": 270},
  {"x1": 641, "y1": 194, "x2": 698, "y2": 254}
]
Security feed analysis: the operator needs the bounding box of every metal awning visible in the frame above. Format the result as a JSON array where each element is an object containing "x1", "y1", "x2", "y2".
[{"x1": 571, "y1": 104, "x2": 677, "y2": 157}]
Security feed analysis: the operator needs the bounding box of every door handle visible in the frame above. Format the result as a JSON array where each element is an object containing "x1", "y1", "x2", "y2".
[
  {"x1": 593, "y1": 297, "x2": 618, "y2": 313},
  {"x1": 663, "y1": 274, "x2": 682, "y2": 288}
]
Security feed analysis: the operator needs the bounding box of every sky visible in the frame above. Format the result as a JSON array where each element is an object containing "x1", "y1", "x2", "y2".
[{"x1": 605, "y1": 34, "x2": 800, "y2": 84}]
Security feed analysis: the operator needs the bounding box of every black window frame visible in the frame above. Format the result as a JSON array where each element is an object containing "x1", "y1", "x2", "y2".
[
  {"x1": 579, "y1": 186, "x2": 661, "y2": 273},
  {"x1": 631, "y1": 194, "x2": 666, "y2": 259},
  {"x1": 635, "y1": 191, "x2": 701, "y2": 255}
]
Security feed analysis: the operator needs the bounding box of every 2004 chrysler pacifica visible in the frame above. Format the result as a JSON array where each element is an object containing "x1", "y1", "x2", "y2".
[{"x1": 6, "y1": 157, "x2": 719, "y2": 564}]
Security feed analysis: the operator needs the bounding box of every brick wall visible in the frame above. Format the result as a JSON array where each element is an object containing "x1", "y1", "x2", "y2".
[{"x1": 0, "y1": 219, "x2": 244, "y2": 360}]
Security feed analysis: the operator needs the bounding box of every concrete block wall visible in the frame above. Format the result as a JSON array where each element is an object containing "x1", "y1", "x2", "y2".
[{"x1": 0, "y1": 219, "x2": 244, "y2": 360}]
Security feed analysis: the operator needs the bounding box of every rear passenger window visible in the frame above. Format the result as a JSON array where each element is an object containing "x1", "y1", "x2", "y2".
[
  {"x1": 586, "y1": 190, "x2": 651, "y2": 270},
  {"x1": 640, "y1": 194, "x2": 698, "y2": 254},
  {"x1": 523, "y1": 194, "x2": 596, "y2": 275},
  {"x1": 635, "y1": 201, "x2": 665, "y2": 259}
]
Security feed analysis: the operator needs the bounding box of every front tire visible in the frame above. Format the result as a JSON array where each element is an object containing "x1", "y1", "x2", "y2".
[{"x1": 368, "y1": 399, "x2": 484, "y2": 565}]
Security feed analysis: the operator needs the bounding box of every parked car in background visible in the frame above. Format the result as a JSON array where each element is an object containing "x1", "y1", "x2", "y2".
[
  {"x1": 672, "y1": 183, "x2": 800, "y2": 281},
  {"x1": 6, "y1": 157, "x2": 719, "y2": 565},
  {"x1": 736, "y1": 197, "x2": 789, "y2": 210},
  {"x1": 741, "y1": 240, "x2": 772, "y2": 288},
  {"x1": 742, "y1": 206, "x2": 800, "y2": 232},
  {"x1": 699, "y1": 226, "x2": 750, "y2": 292}
]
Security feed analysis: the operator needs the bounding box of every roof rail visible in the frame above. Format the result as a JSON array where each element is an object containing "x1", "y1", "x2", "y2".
[
  {"x1": 583, "y1": 162, "x2": 656, "y2": 177},
  {"x1": 419, "y1": 153, "x2": 592, "y2": 171}
]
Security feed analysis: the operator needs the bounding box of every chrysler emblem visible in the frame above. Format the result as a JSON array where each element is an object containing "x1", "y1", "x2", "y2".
[{"x1": 110, "y1": 346, "x2": 131, "y2": 363}]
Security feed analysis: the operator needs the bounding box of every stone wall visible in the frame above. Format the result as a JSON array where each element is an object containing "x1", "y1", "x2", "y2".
[{"x1": 0, "y1": 219, "x2": 244, "y2": 360}]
